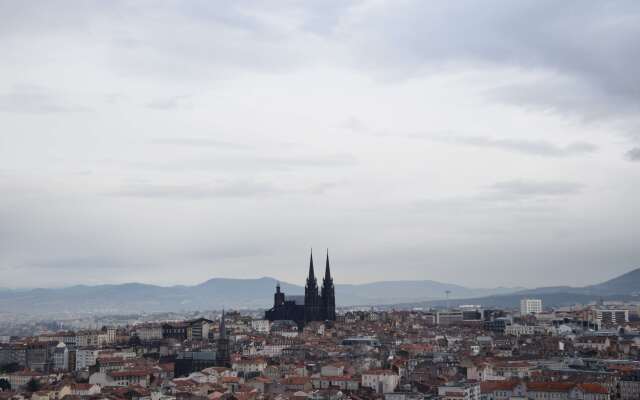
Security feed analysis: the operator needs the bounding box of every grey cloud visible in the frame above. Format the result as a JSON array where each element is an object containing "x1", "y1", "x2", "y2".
[
  {"x1": 113, "y1": 180, "x2": 279, "y2": 199},
  {"x1": 185, "y1": 243, "x2": 273, "y2": 263},
  {"x1": 274, "y1": 154, "x2": 356, "y2": 168},
  {"x1": 112, "y1": 179, "x2": 340, "y2": 199},
  {"x1": 104, "y1": 93, "x2": 126, "y2": 104},
  {"x1": 307, "y1": 182, "x2": 340, "y2": 195},
  {"x1": 356, "y1": 128, "x2": 598, "y2": 158},
  {"x1": 2, "y1": 2, "x2": 640, "y2": 290},
  {"x1": 134, "y1": 153, "x2": 357, "y2": 172},
  {"x1": 5, "y1": 1, "x2": 637, "y2": 123},
  {"x1": 345, "y1": 1, "x2": 640, "y2": 123},
  {"x1": 27, "y1": 256, "x2": 126, "y2": 271},
  {"x1": 146, "y1": 95, "x2": 192, "y2": 110},
  {"x1": 341, "y1": 116, "x2": 368, "y2": 133},
  {"x1": 0, "y1": 85, "x2": 87, "y2": 114},
  {"x1": 412, "y1": 180, "x2": 583, "y2": 216},
  {"x1": 5, "y1": 1, "x2": 639, "y2": 118},
  {"x1": 487, "y1": 78, "x2": 640, "y2": 121},
  {"x1": 438, "y1": 135, "x2": 596, "y2": 157},
  {"x1": 490, "y1": 180, "x2": 584, "y2": 197},
  {"x1": 151, "y1": 138, "x2": 252, "y2": 150},
  {"x1": 625, "y1": 147, "x2": 640, "y2": 162}
]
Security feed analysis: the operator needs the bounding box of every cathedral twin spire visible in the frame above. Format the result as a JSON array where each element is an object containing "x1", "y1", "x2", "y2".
[
  {"x1": 323, "y1": 249, "x2": 332, "y2": 286},
  {"x1": 306, "y1": 248, "x2": 331, "y2": 289},
  {"x1": 305, "y1": 249, "x2": 335, "y2": 322},
  {"x1": 306, "y1": 249, "x2": 318, "y2": 289}
]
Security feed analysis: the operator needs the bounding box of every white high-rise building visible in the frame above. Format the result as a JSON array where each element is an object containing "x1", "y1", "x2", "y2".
[{"x1": 520, "y1": 298, "x2": 542, "y2": 315}]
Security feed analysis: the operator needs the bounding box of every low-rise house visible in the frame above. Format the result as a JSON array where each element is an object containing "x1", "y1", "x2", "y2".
[
  {"x1": 280, "y1": 376, "x2": 312, "y2": 392},
  {"x1": 232, "y1": 358, "x2": 267, "y2": 376},
  {"x1": 438, "y1": 382, "x2": 480, "y2": 400},
  {"x1": 464, "y1": 360, "x2": 497, "y2": 381},
  {"x1": 1, "y1": 371, "x2": 45, "y2": 389},
  {"x1": 572, "y1": 383, "x2": 610, "y2": 400},
  {"x1": 319, "y1": 365, "x2": 344, "y2": 377},
  {"x1": 311, "y1": 375, "x2": 359, "y2": 392},
  {"x1": 89, "y1": 369, "x2": 152, "y2": 387},
  {"x1": 246, "y1": 376, "x2": 274, "y2": 393},
  {"x1": 361, "y1": 370, "x2": 399, "y2": 394},
  {"x1": 504, "y1": 324, "x2": 535, "y2": 336},
  {"x1": 618, "y1": 371, "x2": 640, "y2": 400},
  {"x1": 480, "y1": 380, "x2": 526, "y2": 399},
  {"x1": 221, "y1": 376, "x2": 242, "y2": 392},
  {"x1": 526, "y1": 382, "x2": 577, "y2": 400},
  {"x1": 70, "y1": 383, "x2": 101, "y2": 396},
  {"x1": 96, "y1": 356, "x2": 126, "y2": 373},
  {"x1": 574, "y1": 337, "x2": 611, "y2": 352},
  {"x1": 493, "y1": 361, "x2": 533, "y2": 379}
]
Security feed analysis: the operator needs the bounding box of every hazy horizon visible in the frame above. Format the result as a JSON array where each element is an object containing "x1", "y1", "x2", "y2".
[
  {"x1": 1, "y1": 1, "x2": 640, "y2": 289},
  {"x1": 1, "y1": 264, "x2": 637, "y2": 292}
]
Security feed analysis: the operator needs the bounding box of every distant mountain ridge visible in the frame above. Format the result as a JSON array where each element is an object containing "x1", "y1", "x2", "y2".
[
  {"x1": 584, "y1": 268, "x2": 640, "y2": 295},
  {"x1": 1, "y1": 268, "x2": 637, "y2": 315},
  {"x1": 0, "y1": 276, "x2": 521, "y2": 315},
  {"x1": 395, "y1": 268, "x2": 640, "y2": 309}
]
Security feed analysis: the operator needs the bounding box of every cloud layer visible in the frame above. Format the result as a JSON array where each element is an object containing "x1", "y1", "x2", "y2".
[{"x1": 0, "y1": 1, "x2": 639, "y2": 289}]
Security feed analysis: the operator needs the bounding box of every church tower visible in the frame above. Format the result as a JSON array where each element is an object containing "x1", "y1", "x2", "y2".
[
  {"x1": 321, "y1": 250, "x2": 336, "y2": 321},
  {"x1": 304, "y1": 250, "x2": 321, "y2": 322},
  {"x1": 274, "y1": 282, "x2": 285, "y2": 307},
  {"x1": 215, "y1": 310, "x2": 230, "y2": 367}
]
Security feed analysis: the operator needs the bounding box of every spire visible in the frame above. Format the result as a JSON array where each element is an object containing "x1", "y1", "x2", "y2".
[
  {"x1": 216, "y1": 309, "x2": 230, "y2": 367},
  {"x1": 325, "y1": 249, "x2": 331, "y2": 281},
  {"x1": 306, "y1": 248, "x2": 317, "y2": 288},
  {"x1": 320, "y1": 248, "x2": 336, "y2": 322},
  {"x1": 308, "y1": 248, "x2": 315, "y2": 279},
  {"x1": 219, "y1": 309, "x2": 227, "y2": 339}
]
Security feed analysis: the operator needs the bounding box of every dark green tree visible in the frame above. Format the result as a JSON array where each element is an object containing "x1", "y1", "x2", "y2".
[
  {"x1": 128, "y1": 334, "x2": 142, "y2": 347},
  {"x1": 26, "y1": 378, "x2": 41, "y2": 392},
  {"x1": 0, "y1": 362, "x2": 20, "y2": 374},
  {"x1": 0, "y1": 378, "x2": 11, "y2": 391}
]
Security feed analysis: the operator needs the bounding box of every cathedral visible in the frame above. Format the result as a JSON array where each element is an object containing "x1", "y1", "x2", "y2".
[{"x1": 265, "y1": 250, "x2": 336, "y2": 328}]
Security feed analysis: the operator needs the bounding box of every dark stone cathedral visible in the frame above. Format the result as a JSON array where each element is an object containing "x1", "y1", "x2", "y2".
[{"x1": 265, "y1": 250, "x2": 336, "y2": 327}]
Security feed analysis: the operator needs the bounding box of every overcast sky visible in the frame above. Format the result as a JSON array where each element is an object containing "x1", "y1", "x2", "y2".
[{"x1": 1, "y1": 1, "x2": 640, "y2": 289}]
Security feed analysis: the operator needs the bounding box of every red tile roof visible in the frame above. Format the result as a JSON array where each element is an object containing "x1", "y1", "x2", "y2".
[
  {"x1": 109, "y1": 370, "x2": 150, "y2": 378},
  {"x1": 480, "y1": 380, "x2": 520, "y2": 393},
  {"x1": 576, "y1": 383, "x2": 608, "y2": 394},
  {"x1": 527, "y1": 382, "x2": 575, "y2": 392}
]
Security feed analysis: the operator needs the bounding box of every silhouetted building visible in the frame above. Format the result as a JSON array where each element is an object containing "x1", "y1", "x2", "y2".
[
  {"x1": 215, "y1": 310, "x2": 230, "y2": 367},
  {"x1": 265, "y1": 250, "x2": 336, "y2": 327}
]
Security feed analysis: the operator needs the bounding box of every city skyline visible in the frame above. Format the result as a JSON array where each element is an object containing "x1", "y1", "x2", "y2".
[{"x1": 1, "y1": 3, "x2": 638, "y2": 399}]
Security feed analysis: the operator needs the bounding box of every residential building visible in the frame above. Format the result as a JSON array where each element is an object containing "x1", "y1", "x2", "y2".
[
  {"x1": 520, "y1": 299, "x2": 543, "y2": 315},
  {"x1": 438, "y1": 382, "x2": 481, "y2": 400},
  {"x1": 361, "y1": 370, "x2": 399, "y2": 394}
]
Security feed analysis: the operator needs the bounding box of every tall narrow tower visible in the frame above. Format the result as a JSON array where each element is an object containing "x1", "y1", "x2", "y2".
[
  {"x1": 215, "y1": 310, "x2": 230, "y2": 367},
  {"x1": 274, "y1": 282, "x2": 285, "y2": 307},
  {"x1": 321, "y1": 249, "x2": 336, "y2": 321},
  {"x1": 304, "y1": 249, "x2": 320, "y2": 322}
]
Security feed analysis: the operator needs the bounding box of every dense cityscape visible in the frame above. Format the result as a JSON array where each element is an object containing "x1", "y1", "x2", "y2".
[{"x1": 2, "y1": 257, "x2": 640, "y2": 400}]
